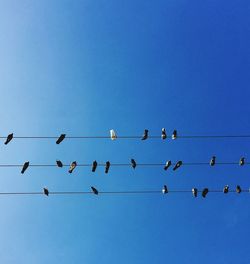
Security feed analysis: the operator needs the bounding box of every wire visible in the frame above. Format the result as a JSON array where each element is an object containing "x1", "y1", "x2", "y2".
[
  {"x1": 0, "y1": 161, "x2": 247, "y2": 168},
  {"x1": 0, "y1": 189, "x2": 248, "y2": 196},
  {"x1": 2, "y1": 134, "x2": 250, "y2": 140}
]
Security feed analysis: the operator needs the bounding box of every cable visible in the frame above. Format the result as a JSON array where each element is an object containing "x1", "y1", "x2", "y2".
[{"x1": 0, "y1": 189, "x2": 248, "y2": 196}]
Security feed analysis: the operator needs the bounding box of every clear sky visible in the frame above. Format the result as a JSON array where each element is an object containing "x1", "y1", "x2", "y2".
[{"x1": 0, "y1": 0, "x2": 249, "y2": 263}]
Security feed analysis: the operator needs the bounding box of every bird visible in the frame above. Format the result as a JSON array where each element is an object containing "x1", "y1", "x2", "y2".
[
  {"x1": 43, "y1": 188, "x2": 49, "y2": 196},
  {"x1": 92, "y1": 160, "x2": 98, "y2": 172},
  {"x1": 131, "y1": 159, "x2": 137, "y2": 169},
  {"x1": 173, "y1": 161, "x2": 182, "y2": 171},
  {"x1": 164, "y1": 160, "x2": 171, "y2": 170},
  {"x1": 210, "y1": 156, "x2": 216, "y2": 166},
  {"x1": 91, "y1": 186, "x2": 99, "y2": 195},
  {"x1": 239, "y1": 157, "x2": 245, "y2": 166},
  {"x1": 192, "y1": 188, "x2": 198, "y2": 197},
  {"x1": 236, "y1": 185, "x2": 242, "y2": 194},
  {"x1": 172, "y1": 130, "x2": 177, "y2": 140},
  {"x1": 68, "y1": 161, "x2": 77, "y2": 173},
  {"x1": 4, "y1": 133, "x2": 13, "y2": 145},
  {"x1": 202, "y1": 188, "x2": 209, "y2": 198},
  {"x1": 162, "y1": 185, "x2": 168, "y2": 194},
  {"x1": 56, "y1": 160, "x2": 63, "y2": 168},
  {"x1": 141, "y1": 129, "x2": 149, "y2": 140},
  {"x1": 105, "y1": 161, "x2": 110, "y2": 173},
  {"x1": 56, "y1": 134, "x2": 66, "y2": 144},
  {"x1": 161, "y1": 128, "x2": 167, "y2": 140},
  {"x1": 223, "y1": 185, "x2": 229, "y2": 194},
  {"x1": 110, "y1": 129, "x2": 117, "y2": 140},
  {"x1": 21, "y1": 161, "x2": 29, "y2": 174}
]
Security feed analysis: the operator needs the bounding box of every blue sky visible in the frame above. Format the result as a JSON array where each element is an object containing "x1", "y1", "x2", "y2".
[{"x1": 0, "y1": 0, "x2": 249, "y2": 263}]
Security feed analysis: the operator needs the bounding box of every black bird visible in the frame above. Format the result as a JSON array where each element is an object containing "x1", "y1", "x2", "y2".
[
  {"x1": 164, "y1": 160, "x2": 171, "y2": 170},
  {"x1": 202, "y1": 188, "x2": 209, "y2": 198},
  {"x1": 239, "y1": 157, "x2": 245, "y2": 166},
  {"x1": 56, "y1": 134, "x2": 66, "y2": 144},
  {"x1": 68, "y1": 161, "x2": 77, "y2": 173},
  {"x1": 4, "y1": 133, "x2": 13, "y2": 145},
  {"x1": 192, "y1": 188, "x2": 198, "y2": 197},
  {"x1": 92, "y1": 160, "x2": 98, "y2": 172},
  {"x1": 105, "y1": 161, "x2": 110, "y2": 173},
  {"x1": 56, "y1": 160, "x2": 63, "y2": 168},
  {"x1": 223, "y1": 185, "x2": 229, "y2": 194},
  {"x1": 161, "y1": 128, "x2": 167, "y2": 140},
  {"x1": 131, "y1": 159, "x2": 137, "y2": 169},
  {"x1": 141, "y1": 129, "x2": 149, "y2": 140},
  {"x1": 21, "y1": 161, "x2": 29, "y2": 174},
  {"x1": 162, "y1": 185, "x2": 168, "y2": 194},
  {"x1": 172, "y1": 130, "x2": 177, "y2": 140},
  {"x1": 173, "y1": 161, "x2": 182, "y2": 171},
  {"x1": 236, "y1": 185, "x2": 242, "y2": 194},
  {"x1": 210, "y1": 156, "x2": 216, "y2": 166},
  {"x1": 43, "y1": 188, "x2": 49, "y2": 196},
  {"x1": 91, "y1": 186, "x2": 99, "y2": 195}
]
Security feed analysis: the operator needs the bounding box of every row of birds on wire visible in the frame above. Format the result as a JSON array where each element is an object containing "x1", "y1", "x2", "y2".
[
  {"x1": 1, "y1": 185, "x2": 247, "y2": 198},
  {"x1": 3, "y1": 156, "x2": 247, "y2": 174},
  {"x1": 3, "y1": 129, "x2": 250, "y2": 144}
]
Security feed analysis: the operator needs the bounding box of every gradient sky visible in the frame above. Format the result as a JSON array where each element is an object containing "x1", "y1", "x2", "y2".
[{"x1": 0, "y1": 0, "x2": 249, "y2": 263}]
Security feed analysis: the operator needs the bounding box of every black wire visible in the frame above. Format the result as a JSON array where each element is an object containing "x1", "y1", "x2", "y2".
[
  {"x1": 0, "y1": 162, "x2": 247, "y2": 167},
  {"x1": 1, "y1": 135, "x2": 250, "y2": 140},
  {"x1": 0, "y1": 189, "x2": 248, "y2": 196}
]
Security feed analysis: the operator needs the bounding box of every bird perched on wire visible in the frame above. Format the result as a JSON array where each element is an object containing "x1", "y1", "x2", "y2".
[
  {"x1": 239, "y1": 157, "x2": 245, "y2": 166},
  {"x1": 173, "y1": 161, "x2": 182, "y2": 171},
  {"x1": 56, "y1": 160, "x2": 63, "y2": 168},
  {"x1": 56, "y1": 134, "x2": 66, "y2": 144},
  {"x1": 223, "y1": 185, "x2": 229, "y2": 194},
  {"x1": 172, "y1": 130, "x2": 177, "y2": 140},
  {"x1": 192, "y1": 188, "x2": 198, "y2": 197},
  {"x1": 21, "y1": 161, "x2": 29, "y2": 174},
  {"x1": 202, "y1": 188, "x2": 209, "y2": 198},
  {"x1": 4, "y1": 133, "x2": 13, "y2": 145},
  {"x1": 92, "y1": 160, "x2": 98, "y2": 172},
  {"x1": 91, "y1": 186, "x2": 99, "y2": 195},
  {"x1": 236, "y1": 185, "x2": 242, "y2": 194},
  {"x1": 141, "y1": 129, "x2": 149, "y2": 140},
  {"x1": 131, "y1": 159, "x2": 137, "y2": 169},
  {"x1": 68, "y1": 161, "x2": 77, "y2": 173},
  {"x1": 210, "y1": 156, "x2": 216, "y2": 166},
  {"x1": 110, "y1": 129, "x2": 117, "y2": 140},
  {"x1": 105, "y1": 161, "x2": 110, "y2": 173},
  {"x1": 43, "y1": 188, "x2": 49, "y2": 196},
  {"x1": 164, "y1": 160, "x2": 171, "y2": 170},
  {"x1": 162, "y1": 185, "x2": 168, "y2": 194},
  {"x1": 161, "y1": 128, "x2": 167, "y2": 140}
]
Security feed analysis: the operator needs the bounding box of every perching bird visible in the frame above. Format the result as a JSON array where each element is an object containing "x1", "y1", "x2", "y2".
[
  {"x1": 92, "y1": 160, "x2": 98, "y2": 172},
  {"x1": 210, "y1": 156, "x2": 216, "y2": 166},
  {"x1": 68, "y1": 161, "x2": 77, "y2": 173},
  {"x1": 236, "y1": 185, "x2": 242, "y2": 194},
  {"x1": 110, "y1": 129, "x2": 117, "y2": 140},
  {"x1": 21, "y1": 161, "x2": 29, "y2": 174},
  {"x1": 56, "y1": 134, "x2": 66, "y2": 144},
  {"x1": 4, "y1": 133, "x2": 13, "y2": 145},
  {"x1": 223, "y1": 185, "x2": 229, "y2": 194},
  {"x1": 164, "y1": 160, "x2": 171, "y2": 170},
  {"x1": 202, "y1": 188, "x2": 209, "y2": 198},
  {"x1": 192, "y1": 188, "x2": 198, "y2": 197},
  {"x1": 161, "y1": 128, "x2": 167, "y2": 140},
  {"x1": 131, "y1": 159, "x2": 137, "y2": 169},
  {"x1": 105, "y1": 161, "x2": 110, "y2": 173},
  {"x1": 172, "y1": 130, "x2": 177, "y2": 140},
  {"x1": 239, "y1": 157, "x2": 245, "y2": 166},
  {"x1": 162, "y1": 185, "x2": 168, "y2": 194},
  {"x1": 43, "y1": 188, "x2": 49, "y2": 196},
  {"x1": 173, "y1": 161, "x2": 182, "y2": 171},
  {"x1": 91, "y1": 186, "x2": 99, "y2": 195},
  {"x1": 141, "y1": 129, "x2": 149, "y2": 140},
  {"x1": 56, "y1": 160, "x2": 63, "y2": 168}
]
